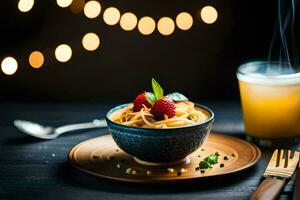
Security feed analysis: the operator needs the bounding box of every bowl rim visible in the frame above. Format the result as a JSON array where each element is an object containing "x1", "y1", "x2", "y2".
[{"x1": 105, "y1": 102, "x2": 215, "y2": 131}]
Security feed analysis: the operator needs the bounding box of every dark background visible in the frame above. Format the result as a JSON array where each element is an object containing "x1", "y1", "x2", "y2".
[{"x1": 0, "y1": 0, "x2": 288, "y2": 101}]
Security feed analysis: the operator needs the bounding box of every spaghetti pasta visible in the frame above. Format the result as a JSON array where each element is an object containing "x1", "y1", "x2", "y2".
[{"x1": 109, "y1": 101, "x2": 209, "y2": 128}]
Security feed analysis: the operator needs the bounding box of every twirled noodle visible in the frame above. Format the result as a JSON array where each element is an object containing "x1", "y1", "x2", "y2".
[{"x1": 109, "y1": 101, "x2": 209, "y2": 128}]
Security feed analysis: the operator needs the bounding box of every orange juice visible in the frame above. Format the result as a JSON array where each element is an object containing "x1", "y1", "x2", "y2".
[{"x1": 237, "y1": 61, "x2": 300, "y2": 139}]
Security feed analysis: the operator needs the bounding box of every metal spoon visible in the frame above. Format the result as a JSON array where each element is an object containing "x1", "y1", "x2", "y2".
[{"x1": 13, "y1": 119, "x2": 107, "y2": 139}]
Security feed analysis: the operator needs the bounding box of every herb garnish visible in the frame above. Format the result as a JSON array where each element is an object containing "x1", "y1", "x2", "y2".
[
  {"x1": 220, "y1": 163, "x2": 224, "y2": 168},
  {"x1": 231, "y1": 153, "x2": 236, "y2": 157},
  {"x1": 198, "y1": 152, "x2": 220, "y2": 172},
  {"x1": 223, "y1": 156, "x2": 229, "y2": 160}
]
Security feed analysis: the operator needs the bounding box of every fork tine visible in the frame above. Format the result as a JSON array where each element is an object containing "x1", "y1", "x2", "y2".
[
  {"x1": 284, "y1": 150, "x2": 290, "y2": 168},
  {"x1": 278, "y1": 149, "x2": 285, "y2": 167},
  {"x1": 268, "y1": 149, "x2": 278, "y2": 167}
]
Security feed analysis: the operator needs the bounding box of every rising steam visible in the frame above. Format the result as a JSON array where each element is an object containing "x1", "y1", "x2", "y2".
[{"x1": 268, "y1": 0, "x2": 299, "y2": 73}]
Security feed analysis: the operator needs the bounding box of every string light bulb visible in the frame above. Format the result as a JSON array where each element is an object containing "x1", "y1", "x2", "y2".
[
  {"x1": 18, "y1": 0, "x2": 34, "y2": 12},
  {"x1": 1, "y1": 57, "x2": 18, "y2": 75},
  {"x1": 138, "y1": 16, "x2": 156, "y2": 35},
  {"x1": 157, "y1": 17, "x2": 175, "y2": 36},
  {"x1": 200, "y1": 6, "x2": 218, "y2": 24},
  {"x1": 82, "y1": 32, "x2": 100, "y2": 51},
  {"x1": 55, "y1": 44, "x2": 72, "y2": 62},
  {"x1": 29, "y1": 51, "x2": 44, "y2": 68},
  {"x1": 103, "y1": 7, "x2": 121, "y2": 26},
  {"x1": 84, "y1": 0, "x2": 101, "y2": 19},
  {"x1": 120, "y1": 12, "x2": 138, "y2": 31},
  {"x1": 57, "y1": 0, "x2": 73, "y2": 8},
  {"x1": 176, "y1": 12, "x2": 193, "y2": 31}
]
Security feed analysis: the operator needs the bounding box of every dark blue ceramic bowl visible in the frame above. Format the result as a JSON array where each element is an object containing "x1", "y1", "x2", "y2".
[{"x1": 106, "y1": 103, "x2": 214, "y2": 163}]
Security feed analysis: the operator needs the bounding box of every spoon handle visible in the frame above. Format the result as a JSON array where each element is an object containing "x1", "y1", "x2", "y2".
[{"x1": 54, "y1": 119, "x2": 107, "y2": 135}]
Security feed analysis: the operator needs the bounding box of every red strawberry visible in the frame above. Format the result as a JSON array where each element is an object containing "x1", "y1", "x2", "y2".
[
  {"x1": 150, "y1": 98, "x2": 176, "y2": 120},
  {"x1": 133, "y1": 92, "x2": 152, "y2": 112}
]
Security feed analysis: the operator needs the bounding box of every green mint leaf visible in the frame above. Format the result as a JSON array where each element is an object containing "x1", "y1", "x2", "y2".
[
  {"x1": 152, "y1": 78, "x2": 164, "y2": 100},
  {"x1": 166, "y1": 92, "x2": 189, "y2": 102},
  {"x1": 145, "y1": 92, "x2": 156, "y2": 105}
]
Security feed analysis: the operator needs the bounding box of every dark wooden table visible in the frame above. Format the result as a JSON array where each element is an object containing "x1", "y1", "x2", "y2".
[{"x1": 0, "y1": 101, "x2": 295, "y2": 200}]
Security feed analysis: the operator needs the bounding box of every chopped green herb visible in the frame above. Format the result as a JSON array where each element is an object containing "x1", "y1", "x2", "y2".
[
  {"x1": 231, "y1": 153, "x2": 236, "y2": 157},
  {"x1": 204, "y1": 154, "x2": 218, "y2": 165},
  {"x1": 177, "y1": 172, "x2": 182, "y2": 176},
  {"x1": 201, "y1": 148, "x2": 205, "y2": 151},
  {"x1": 200, "y1": 170, "x2": 205, "y2": 173},
  {"x1": 199, "y1": 161, "x2": 211, "y2": 169},
  {"x1": 195, "y1": 167, "x2": 200, "y2": 171},
  {"x1": 198, "y1": 152, "x2": 220, "y2": 170},
  {"x1": 223, "y1": 156, "x2": 229, "y2": 160},
  {"x1": 197, "y1": 155, "x2": 201, "y2": 158},
  {"x1": 220, "y1": 163, "x2": 224, "y2": 168},
  {"x1": 116, "y1": 149, "x2": 119, "y2": 152}
]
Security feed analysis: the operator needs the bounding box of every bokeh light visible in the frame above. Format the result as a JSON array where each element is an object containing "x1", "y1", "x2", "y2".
[
  {"x1": 176, "y1": 12, "x2": 193, "y2": 31},
  {"x1": 200, "y1": 6, "x2": 218, "y2": 24},
  {"x1": 29, "y1": 51, "x2": 44, "y2": 69},
  {"x1": 157, "y1": 17, "x2": 175, "y2": 36},
  {"x1": 70, "y1": 0, "x2": 85, "y2": 14},
  {"x1": 120, "y1": 12, "x2": 138, "y2": 31},
  {"x1": 138, "y1": 16, "x2": 156, "y2": 35},
  {"x1": 55, "y1": 44, "x2": 72, "y2": 62},
  {"x1": 18, "y1": 0, "x2": 34, "y2": 12},
  {"x1": 103, "y1": 7, "x2": 121, "y2": 26},
  {"x1": 1, "y1": 57, "x2": 18, "y2": 75},
  {"x1": 82, "y1": 32, "x2": 100, "y2": 51},
  {"x1": 84, "y1": 0, "x2": 101, "y2": 19},
  {"x1": 57, "y1": 0, "x2": 73, "y2": 8}
]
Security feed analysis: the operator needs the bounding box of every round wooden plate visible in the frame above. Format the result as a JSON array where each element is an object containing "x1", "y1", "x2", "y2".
[{"x1": 69, "y1": 133, "x2": 261, "y2": 183}]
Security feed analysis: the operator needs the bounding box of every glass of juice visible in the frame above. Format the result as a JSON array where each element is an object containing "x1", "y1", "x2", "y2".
[{"x1": 237, "y1": 61, "x2": 300, "y2": 143}]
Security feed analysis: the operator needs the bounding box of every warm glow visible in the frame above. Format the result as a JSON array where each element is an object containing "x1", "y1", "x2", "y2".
[
  {"x1": 176, "y1": 12, "x2": 193, "y2": 30},
  {"x1": 120, "y1": 12, "x2": 137, "y2": 31},
  {"x1": 82, "y1": 32, "x2": 100, "y2": 51},
  {"x1": 55, "y1": 44, "x2": 72, "y2": 62},
  {"x1": 29, "y1": 51, "x2": 44, "y2": 68},
  {"x1": 157, "y1": 17, "x2": 175, "y2": 36},
  {"x1": 57, "y1": 0, "x2": 73, "y2": 8},
  {"x1": 103, "y1": 7, "x2": 120, "y2": 26},
  {"x1": 70, "y1": 0, "x2": 85, "y2": 14},
  {"x1": 200, "y1": 6, "x2": 218, "y2": 24},
  {"x1": 18, "y1": 0, "x2": 34, "y2": 12},
  {"x1": 1, "y1": 57, "x2": 18, "y2": 75},
  {"x1": 138, "y1": 16, "x2": 156, "y2": 35},
  {"x1": 84, "y1": 0, "x2": 101, "y2": 19}
]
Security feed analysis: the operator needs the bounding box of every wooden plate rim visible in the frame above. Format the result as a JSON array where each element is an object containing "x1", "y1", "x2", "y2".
[{"x1": 68, "y1": 133, "x2": 261, "y2": 183}]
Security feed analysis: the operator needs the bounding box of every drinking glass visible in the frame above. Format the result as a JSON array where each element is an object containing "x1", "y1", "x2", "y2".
[{"x1": 237, "y1": 61, "x2": 300, "y2": 143}]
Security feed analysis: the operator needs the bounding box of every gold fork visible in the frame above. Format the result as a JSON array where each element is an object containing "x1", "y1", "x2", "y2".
[{"x1": 251, "y1": 149, "x2": 300, "y2": 200}]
